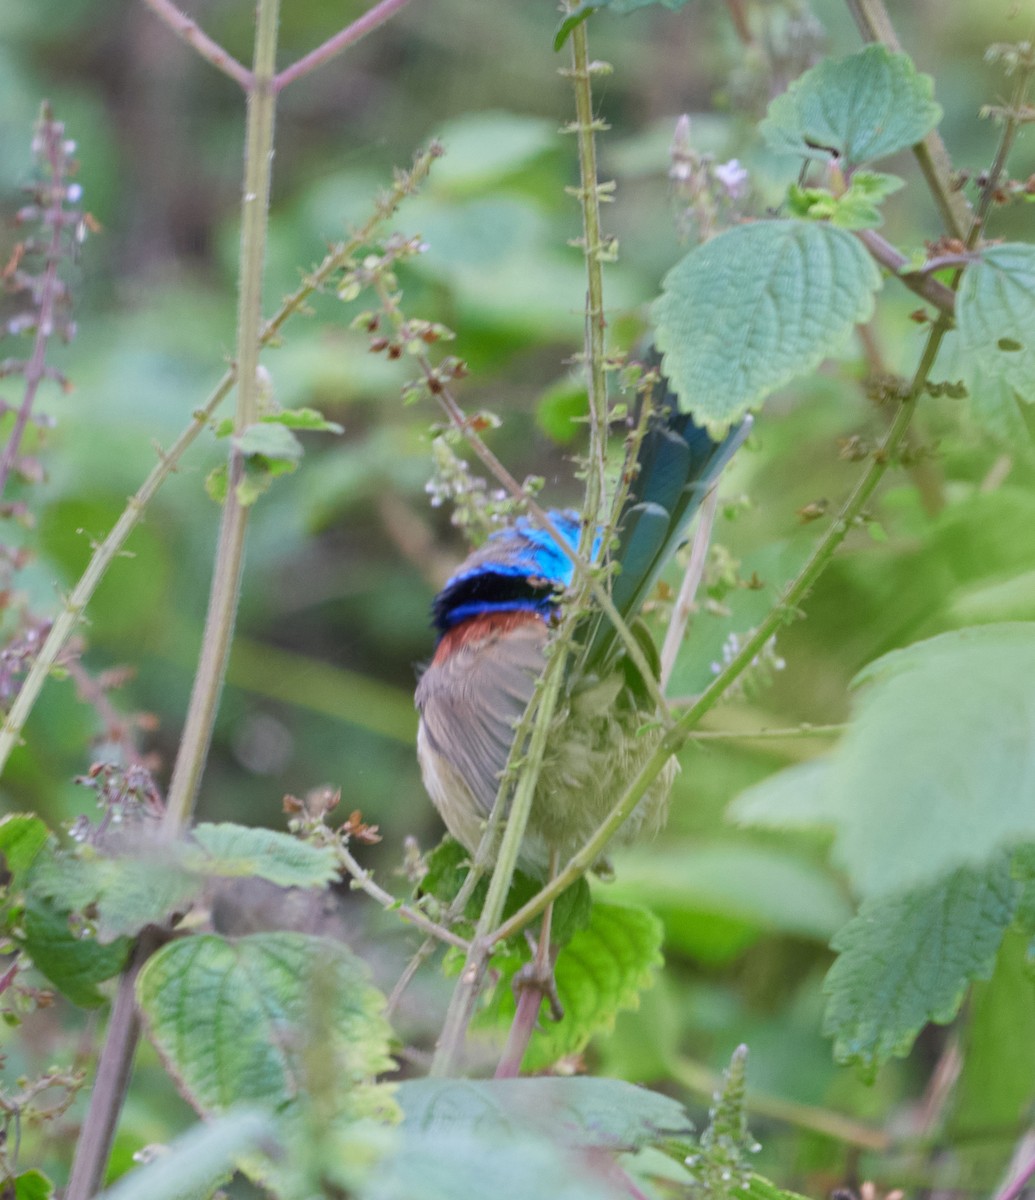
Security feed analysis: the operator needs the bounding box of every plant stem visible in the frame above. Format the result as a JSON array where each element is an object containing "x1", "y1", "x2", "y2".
[
  {"x1": 162, "y1": 0, "x2": 281, "y2": 836},
  {"x1": 671, "y1": 1056, "x2": 890, "y2": 1152},
  {"x1": 844, "y1": 0, "x2": 970, "y2": 239},
  {"x1": 273, "y1": 0, "x2": 416, "y2": 92},
  {"x1": 996, "y1": 1143, "x2": 1035, "y2": 1200},
  {"x1": 64, "y1": 929, "x2": 160, "y2": 1200},
  {"x1": 659, "y1": 486, "x2": 719, "y2": 691},
  {"x1": 139, "y1": 0, "x2": 253, "y2": 89},
  {"x1": 565, "y1": 18, "x2": 610, "y2": 551},
  {"x1": 855, "y1": 229, "x2": 956, "y2": 317}
]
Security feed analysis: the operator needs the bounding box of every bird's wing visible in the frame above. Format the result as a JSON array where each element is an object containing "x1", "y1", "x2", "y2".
[{"x1": 416, "y1": 617, "x2": 547, "y2": 819}]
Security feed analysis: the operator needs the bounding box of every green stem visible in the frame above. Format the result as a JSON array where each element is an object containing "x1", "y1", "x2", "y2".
[
  {"x1": 566, "y1": 16, "x2": 610, "y2": 550},
  {"x1": 162, "y1": 0, "x2": 281, "y2": 835}
]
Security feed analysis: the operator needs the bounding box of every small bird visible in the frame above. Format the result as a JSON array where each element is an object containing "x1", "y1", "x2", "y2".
[{"x1": 416, "y1": 360, "x2": 749, "y2": 879}]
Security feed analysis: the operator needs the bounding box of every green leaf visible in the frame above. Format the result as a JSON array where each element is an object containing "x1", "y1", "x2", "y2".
[
  {"x1": 822, "y1": 856, "x2": 1015, "y2": 1074},
  {"x1": 260, "y1": 407, "x2": 343, "y2": 433},
  {"x1": 736, "y1": 1176, "x2": 814, "y2": 1200},
  {"x1": 362, "y1": 1130, "x2": 624, "y2": 1200},
  {"x1": 787, "y1": 171, "x2": 904, "y2": 230},
  {"x1": 0, "y1": 814, "x2": 49, "y2": 891},
  {"x1": 728, "y1": 759, "x2": 837, "y2": 830},
  {"x1": 431, "y1": 112, "x2": 558, "y2": 192},
  {"x1": 232, "y1": 421, "x2": 304, "y2": 465},
  {"x1": 205, "y1": 463, "x2": 228, "y2": 503},
  {"x1": 607, "y1": 841, "x2": 853, "y2": 956},
  {"x1": 137, "y1": 932, "x2": 394, "y2": 1115},
  {"x1": 12, "y1": 1169, "x2": 54, "y2": 1200},
  {"x1": 760, "y1": 44, "x2": 942, "y2": 166},
  {"x1": 21, "y1": 891, "x2": 130, "y2": 1007},
  {"x1": 188, "y1": 823, "x2": 339, "y2": 888},
  {"x1": 97, "y1": 1110, "x2": 275, "y2": 1200},
  {"x1": 554, "y1": 0, "x2": 693, "y2": 51},
  {"x1": 397, "y1": 1076, "x2": 693, "y2": 1149},
  {"x1": 958, "y1": 243, "x2": 1035, "y2": 406},
  {"x1": 535, "y1": 379, "x2": 588, "y2": 445},
  {"x1": 652, "y1": 220, "x2": 880, "y2": 432},
  {"x1": 475, "y1": 901, "x2": 663, "y2": 1071},
  {"x1": 950, "y1": 929, "x2": 1035, "y2": 1144},
  {"x1": 824, "y1": 624, "x2": 1035, "y2": 897}
]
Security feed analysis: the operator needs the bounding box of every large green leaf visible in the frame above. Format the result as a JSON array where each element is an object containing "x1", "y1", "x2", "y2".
[
  {"x1": 137, "y1": 932, "x2": 394, "y2": 1116},
  {"x1": 188, "y1": 823, "x2": 339, "y2": 888},
  {"x1": 397, "y1": 1077, "x2": 693, "y2": 1149},
  {"x1": 21, "y1": 892, "x2": 130, "y2": 1008},
  {"x1": 822, "y1": 857, "x2": 1015, "y2": 1074},
  {"x1": 475, "y1": 901, "x2": 662, "y2": 1071},
  {"x1": 958, "y1": 243, "x2": 1035, "y2": 406},
  {"x1": 97, "y1": 1110, "x2": 275, "y2": 1200},
  {"x1": 652, "y1": 220, "x2": 880, "y2": 432},
  {"x1": 727, "y1": 760, "x2": 837, "y2": 830},
  {"x1": 825, "y1": 624, "x2": 1035, "y2": 897},
  {"x1": 760, "y1": 44, "x2": 942, "y2": 166}
]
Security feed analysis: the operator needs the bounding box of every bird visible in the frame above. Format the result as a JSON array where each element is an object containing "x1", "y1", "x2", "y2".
[{"x1": 416, "y1": 357, "x2": 749, "y2": 880}]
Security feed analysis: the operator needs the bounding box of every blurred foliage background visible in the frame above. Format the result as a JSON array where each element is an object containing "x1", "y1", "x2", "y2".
[{"x1": 2, "y1": 0, "x2": 1035, "y2": 1194}]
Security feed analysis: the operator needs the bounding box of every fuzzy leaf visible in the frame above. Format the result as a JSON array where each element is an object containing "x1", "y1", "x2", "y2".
[
  {"x1": 728, "y1": 759, "x2": 837, "y2": 830},
  {"x1": 137, "y1": 932, "x2": 394, "y2": 1115},
  {"x1": 20, "y1": 892, "x2": 130, "y2": 1007},
  {"x1": 825, "y1": 624, "x2": 1035, "y2": 897},
  {"x1": 787, "y1": 171, "x2": 904, "y2": 230},
  {"x1": 397, "y1": 1077, "x2": 693, "y2": 1149},
  {"x1": 260, "y1": 407, "x2": 343, "y2": 433},
  {"x1": 97, "y1": 1110, "x2": 275, "y2": 1200},
  {"x1": 476, "y1": 901, "x2": 662, "y2": 1071},
  {"x1": 823, "y1": 856, "x2": 1015, "y2": 1074},
  {"x1": 652, "y1": 220, "x2": 880, "y2": 432},
  {"x1": 232, "y1": 421, "x2": 304, "y2": 465},
  {"x1": 760, "y1": 44, "x2": 942, "y2": 166},
  {"x1": 188, "y1": 823, "x2": 339, "y2": 889},
  {"x1": 958, "y1": 243, "x2": 1035, "y2": 406}
]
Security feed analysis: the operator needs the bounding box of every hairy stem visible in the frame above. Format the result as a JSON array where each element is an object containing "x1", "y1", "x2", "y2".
[
  {"x1": 855, "y1": 229, "x2": 956, "y2": 316},
  {"x1": 564, "y1": 18, "x2": 610, "y2": 551},
  {"x1": 274, "y1": 0, "x2": 416, "y2": 92},
  {"x1": 659, "y1": 486, "x2": 719, "y2": 691},
  {"x1": 139, "y1": 0, "x2": 253, "y2": 89},
  {"x1": 162, "y1": 0, "x2": 281, "y2": 835}
]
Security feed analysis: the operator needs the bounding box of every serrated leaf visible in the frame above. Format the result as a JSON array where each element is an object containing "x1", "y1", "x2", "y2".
[
  {"x1": 137, "y1": 932, "x2": 394, "y2": 1115},
  {"x1": 475, "y1": 901, "x2": 662, "y2": 1071},
  {"x1": 824, "y1": 624, "x2": 1035, "y2": 897},
  {"x1": 760, "y1": 44, "x2": 942, "y2": 166},
  {"x1": 97, "y1": 1110, "x2": 275, "y2": 1200},
  {"x1": 398, "y1": 1076, "x2": 692, "y2": 1149},
  {"x1": 958, "y1": 243, "x2": 1035, "y2": 406},
  {"x1": 554, "y1": 0, "x2": 693, "y2": 51},
  {"x1": 822, "y1": 856, "x2": 1015, "y2": 1074},
  {"x1": 736, "y1": 1175, "x2": 813, "y2": 1200},
  {"x1": 21, "y1": 892, "x2": 130, "y2": 1007},
  {"x1": 232, "y1": 421, "x2": 304, "y2": 464},
  {"x1": 0, "y1": 814, "x2": 50, "y2": 891},
  {"x1": 188, "y1": 824, "x2": 339, "y2": 888},
  {"x1": 652, "y1": 220, "x2": 880, "y2": 432}
]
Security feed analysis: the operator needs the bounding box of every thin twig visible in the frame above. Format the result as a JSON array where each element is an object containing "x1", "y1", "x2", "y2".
[
  {"x1": 139, "y1": 0, "x2": 253, "y2": 90},
  {"x1": 996, "y1": 1142, "x2": 1035, "y2": 1200},
  {"x1": 674, "y1": 722, "x2": 847, "y2": 740},
  {"x1": 336, "y1": 843, "x2": 470, "y2": 951},
  {"x1": 274, "y1": 0, "x2": 416, "y2": 92},
  {"x1": 659, "y1": 486, "x2": 719, "y2": 691},
  {"x1": 855, "y1": 229, "x2": 956, "y2": 317}
]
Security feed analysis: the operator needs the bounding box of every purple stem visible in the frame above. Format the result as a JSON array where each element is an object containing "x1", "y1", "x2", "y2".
[
  {"x1": 0, "y1": 116, "x2": 68, "y2": 499},
  {"x1": 273, "y1": 0, "x2": 415, "y2": 92},
  {"x1": 997, "y1": 1151, "x2": 1035, "y2": 1200},
  {"x1": 139, "y1": 0, "x2": 253, "y2": 90}
]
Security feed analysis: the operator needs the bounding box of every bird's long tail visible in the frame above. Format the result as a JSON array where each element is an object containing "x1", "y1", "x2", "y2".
[{"x1": 582, "y1": 352, "x2": 750, "y2": 673}]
